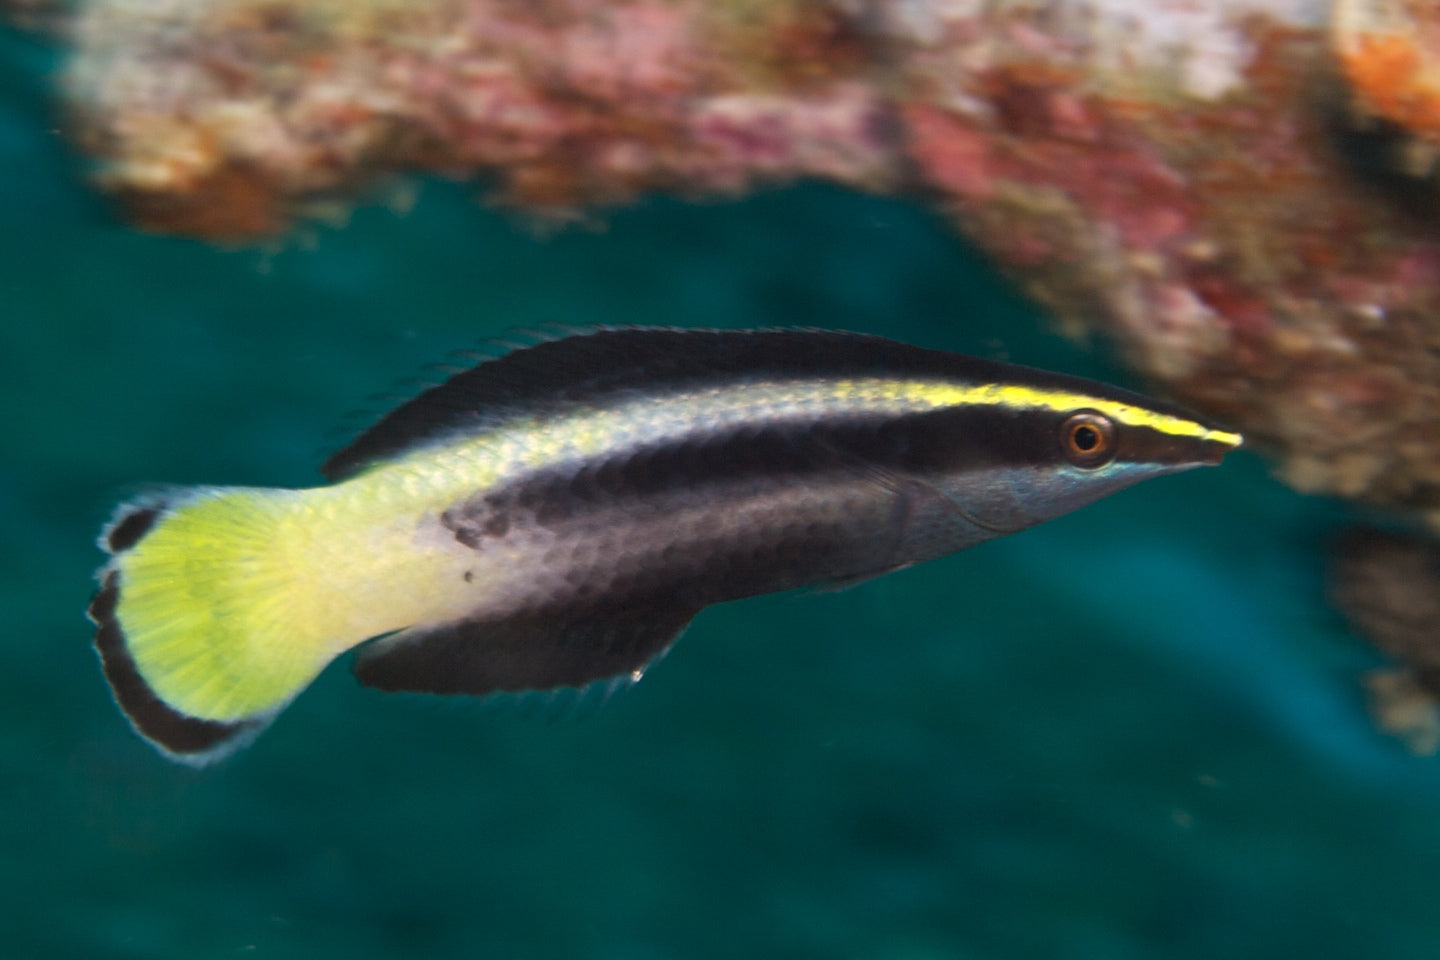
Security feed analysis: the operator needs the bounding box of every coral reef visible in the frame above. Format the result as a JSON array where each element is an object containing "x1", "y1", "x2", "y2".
[
  {"x1": 1332, "y1": 528, "x2": 1440, "y2": 754},
  {"x1": 1333, "y1": 0, "x2": 1440, "y2": 174},
  {"x1": 64, "y1": 0, "x2": 895, "y2": 235}
]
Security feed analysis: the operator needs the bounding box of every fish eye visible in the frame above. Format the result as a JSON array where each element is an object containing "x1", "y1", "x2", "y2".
[{"x1": 1059, "y1": 411, "x2": 1116, "y2": 468}]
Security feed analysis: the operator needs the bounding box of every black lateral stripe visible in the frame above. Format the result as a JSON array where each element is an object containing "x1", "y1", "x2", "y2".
[
  {"x1": 439, "y1": 405, "x2": 1055, "y2": 538},
  {"x1": 321, "y1": 327, "x2": 1197, "y2": 481},
  {"x1": 89, "y1": 572, "x2": 252, "y2": 757}
]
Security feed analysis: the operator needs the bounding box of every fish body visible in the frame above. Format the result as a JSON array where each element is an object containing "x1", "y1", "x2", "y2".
[{"x1": 89, "y1": 328, "x2": 1241, "y2": 764}]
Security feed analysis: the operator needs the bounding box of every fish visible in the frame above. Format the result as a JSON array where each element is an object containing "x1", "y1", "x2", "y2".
[{"x1": 88, "y1": 327, "x2": 1242, "y2": 764}]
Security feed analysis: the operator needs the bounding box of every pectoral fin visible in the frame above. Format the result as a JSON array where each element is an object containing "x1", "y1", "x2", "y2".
[{"x1": 352, "y1": 598, "x2": 702, "y2": 696}]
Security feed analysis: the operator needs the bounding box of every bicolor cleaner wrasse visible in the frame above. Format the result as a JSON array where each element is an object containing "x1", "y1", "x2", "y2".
[{"x1": 89, "y1": 328, "x2": 1242, "y2": 764}]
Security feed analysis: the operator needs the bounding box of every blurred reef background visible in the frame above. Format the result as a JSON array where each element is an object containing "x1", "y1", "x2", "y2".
[{"x1": 7, "y1": 2, "x2": 1440, "y2": 958}]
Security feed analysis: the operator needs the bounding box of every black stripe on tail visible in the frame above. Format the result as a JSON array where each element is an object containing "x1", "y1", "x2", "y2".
[
  {"x1": 104, "y1": 505, "x2": 163, "y2": 553},
  {"x1": 88, "y1": 571, "x2": 258, "y2": 764}
]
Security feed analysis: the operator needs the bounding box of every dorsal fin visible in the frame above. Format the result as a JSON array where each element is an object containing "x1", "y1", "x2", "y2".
[{"x1": 319, "y1": 327, "x2": 1006, "y2": 481}]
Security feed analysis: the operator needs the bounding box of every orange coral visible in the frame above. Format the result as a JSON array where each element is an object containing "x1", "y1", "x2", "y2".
[{"x1": 1335, "y1": 0, "x2": 1440, "y2": 138}]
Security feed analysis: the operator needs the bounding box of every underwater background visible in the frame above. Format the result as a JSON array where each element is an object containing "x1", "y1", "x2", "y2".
[{"x1": 5, "y1": 23, "x2": 1440, "y2": 960}]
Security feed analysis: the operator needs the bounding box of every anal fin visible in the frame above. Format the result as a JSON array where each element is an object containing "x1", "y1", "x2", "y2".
[{"x1": 352, "y1": 598, "x2": 702, "y2": 697}]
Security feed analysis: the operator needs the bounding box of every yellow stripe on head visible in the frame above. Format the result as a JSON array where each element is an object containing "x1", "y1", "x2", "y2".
[{"x1": 885, "y1": 381, "x2": 1244, "y2": 448}]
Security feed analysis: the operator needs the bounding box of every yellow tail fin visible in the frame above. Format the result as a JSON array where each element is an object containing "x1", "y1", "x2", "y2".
[{"x1": 89, "y1": 488, "x2": 346, "y2": 765}]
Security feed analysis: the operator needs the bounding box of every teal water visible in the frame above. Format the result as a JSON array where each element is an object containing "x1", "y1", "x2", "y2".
[{"x1": 5, "y1": 25, "x2": 1440, "y2": 960}]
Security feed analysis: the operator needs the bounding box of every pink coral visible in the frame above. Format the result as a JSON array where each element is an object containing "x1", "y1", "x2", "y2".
[{"x1": 902, "y1": 103, "x2": 994, "y2": 203}]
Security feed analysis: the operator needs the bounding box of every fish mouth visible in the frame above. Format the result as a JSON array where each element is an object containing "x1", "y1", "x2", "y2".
[{"x1": 1198, "y1": 428, "x2": 1243, "y2": 465}]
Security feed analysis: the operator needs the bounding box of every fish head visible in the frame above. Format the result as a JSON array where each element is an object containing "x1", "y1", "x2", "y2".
[{"x1": 926, "y1": 395, "x2": 1242, "y2": 537}]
